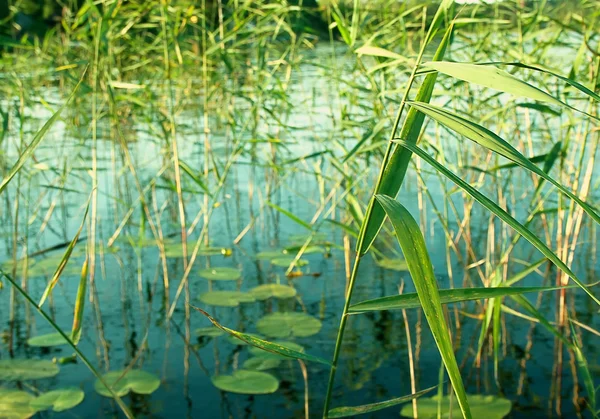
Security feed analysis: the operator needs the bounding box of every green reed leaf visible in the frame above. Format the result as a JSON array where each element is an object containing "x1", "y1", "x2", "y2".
[
  {"x1": 355, "y1": 45, "x2": 405, "y2": 61},
  {"x1": 422, "y1": 61, "x2": 564, "y2": 106},
  {"x1": 39, "y1": 196, "x2": 91, "y2": 307},
  {"x1": 507, "y1": 295, "x2": 571, "y2": 346},
  {"x1": 349, "y1": 285, "x2": 571, "y2": 313},
  {"x1": 407, "y1": 101, "x2": 600, "y2": 225},
  {"x1": 359, "y1": 23, "x2": 454, "y2": 254},
  {"x1": 266, "y1": 201, "x2": 312, "y2": 230},
  {"x1": 569, "y1": 321, "x2": 597, "y2": 415},
  {"x1": 374, "y1": 195, "x2": 471, "y2": 419},
  {"x1": 0, "y1": 70, "x2": 85, "y2": 195},
  {"x1": 392, "y1": 140, "x2": 600, "y2": 306},
  {"x1": 71, "y1": 257, "x2": 88, "y2": 345},
  {"x1": 328, "y1": 385, "x2": 437, "y2": 418},
  {"x1": 490, "y1": 62, "x2": 600, "y2": 103},
  {"x1": 190, "y1": 305, "x2": 331, "y2": 366}
]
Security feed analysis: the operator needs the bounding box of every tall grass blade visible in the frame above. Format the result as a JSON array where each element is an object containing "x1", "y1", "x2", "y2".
[
  {"x1": 393, "y1": 140, "x2": 600, "y2": 306},
  {"x1": 71, "y1": 257, "x2": 88, "y2": 345},
  {"x1": 0, "y1": 71, "x2": 86, "y2": 195},
  {"x1": 507, "y1": 295, "x2": 571, "y2": 346},
  {"x1": 39, "y1": 196, "x2": 91, "y2": 307},
  {"x1": 374, "y1": 195, "x2": 471, "y2": 419},
  {"x1": 266, "y1": 201, "x2": 312, "y2": 230}
]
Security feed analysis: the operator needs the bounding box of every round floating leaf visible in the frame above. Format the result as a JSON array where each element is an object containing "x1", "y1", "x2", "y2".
[
  {"x1": 243, "y1": 357, "x2": 282, "y2": 371},
  {"x1": 227, "y1": 333, "x2": 263, "y2": 346},
  {"x1": 31, "y1": 387, "x2": 84, "y2": 412},
  {"x1": 199, "y1": 267, "x2": 241, "y2": 281},
  {"x1": 400, "y1": 394, "x2": 512, "y2": 419},
  {"x1": 249, "y1": 341, "x2": 304, "y2": 360},
  {"x1": 28, "y1": 256, "x2": 81, "y2": 277},
  {"x1": 198, "y1": 291, "x2": 255, "y2": 307},
  {"x1": 0, "y1": 388, "x2": 36, "y2": 419},
  {"x1": 164, "y1": 243, "x2": 230, "y2": 258},
  {"x1": 211, "y1": 370, "x2": 279, "y2": 394},
  {"x1": 27, "y1": 332, "x2": 69, "y2": 347},
  {"x1": 94, "y1": 370, "x2": 160, "y2": 398},
  {"x1": 376, "y1": 258, "x2": 409, "y2": 271},
  {"x1": 270, "y1": 257, "x2": 308, "y2": 267},
  {"x1": 256, "y1": 312, "x2": 322, "y2": 338},
  {"x1": 249, "y1": 284, "x2": 297, "y2": 300},
  {"x1": 256, "y1": 250, "x2": 287, "y2": 260},
  {"x1": 0, "y1": 359, "x2": 59, "y2": 381},
  {"x1": 284, "y1": 245, "x2": 324, "y2": 254},
  {"x1": 195, "y1": 327, "x2": 225, "y2": 338}
]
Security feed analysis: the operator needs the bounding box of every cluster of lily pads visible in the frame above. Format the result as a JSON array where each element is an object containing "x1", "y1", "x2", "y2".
[
  {"x1": 199, "y1": 311, "x2": 322, "y2": 394},
  {"x1": 195, "y1": 261, "x2": 323, "y2": 395},
  {"x1": 1, "y1": 347, "x2": 160, "y2": 418}
]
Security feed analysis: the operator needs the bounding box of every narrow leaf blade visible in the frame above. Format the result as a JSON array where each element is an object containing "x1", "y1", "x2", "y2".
[
  {"x1": 374, "y1": 195, "x2": 471, "y2": 419},
  {"x1": 190, "y1": 306, "x2": 330, "y2": 366},
  {"x1": 328, "y1": 385, "x2": 436, "y2": 418},
  {"x1": 349, "y1": 285, "x2": 572, "y2": 313},
  {"x1": 392, "y1": 140, "x2": 600, "y2": 306}
]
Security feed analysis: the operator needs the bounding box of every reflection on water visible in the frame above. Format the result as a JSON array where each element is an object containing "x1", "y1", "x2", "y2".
[{"x1": 1, "y1": 38, "x2": 599, "y2": 418}]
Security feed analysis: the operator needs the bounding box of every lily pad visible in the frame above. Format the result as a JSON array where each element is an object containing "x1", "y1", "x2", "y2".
[
  {"x1": 249, "y1": 284, "x2": 297, "y2": 300},
  {"x1": 28, "y1": 256, "x2": 81, "y2": 277},
  {"x1": 376, "y1": 258, "x2": 409, "y2": 271},
  {"x1": 243, "y1": 357, "x2": 282, "y2": 371},
  {"x1": 199, "y1": 267, "x2": 242, "y2": 281},
  {"x1": 94, "y1": 370, "x2": 160, "y2": 397},
  {"x1": 31, "y1": 387, "x2": 85, "y2": 412},
  {"x1": 27, "y1": 332, "x2": 69, "y2": 347},
  {"x1": 400, "y1": 394, "x2": 512, "y2": 418},
  {"x1": 211, "y1": 370, "x2": 279, "y2": 394},
  {"x1": 249, "y1": 341, "x2": 304, "y2": 360},
  {"x1": 256, "y1": 312, "x2": 322, "y2": 338},
  {"x1": 256, "y1": 250, "x2": 288, "y2": 260},
  {"x1": 284, "y1": 245, "x2": 325, "y2": 254},
  {"x1": 198, "y1": 291, "x2": 256, "y2": 307},
  {"x1": 195, "y1": 327, "x2": 225, "y2": 338},
  {"x1": 0, "y1": 388, "x2": 36, "y2": 419},
  {"x1": 0, "y1": 359, "x2": 59, "y2": 381},
  {"x1": 164, "y1": 243, "x2": 230, "y2": 258},
  {"x1": 270, "y1": 257, "x2": 308, "y2": 267}
]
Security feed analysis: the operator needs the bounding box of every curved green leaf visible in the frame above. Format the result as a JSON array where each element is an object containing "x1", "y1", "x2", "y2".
[
  {"x1": 392, "y1": 140, "x2": 600, "y2": 306},
  {"x1": 328, "y1": 385, "x2": 436, "y2": 418},
  {"x1": 349, "y1": 285, "x2": 572, "y2": 313},
  {"x1": 359, "y1": 22, "x2": 454, "y2": 254},
  {"x1": 407, "y1": 101, "x2": 600, "y2": 225},
  {"x1": 422, "y1": 61, "x2": 563, "y2": 106},
  {"x1": 190, "y1": 306, "x2": 331, "y2": 366},
  {"x1": 374, "y1": 195, "x2": 471, "y2": 419}
]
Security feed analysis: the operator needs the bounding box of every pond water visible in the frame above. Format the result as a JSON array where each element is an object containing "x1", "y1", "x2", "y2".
[{"x1": 1, "y1": 33, "x2": 599, "y2": 419}]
